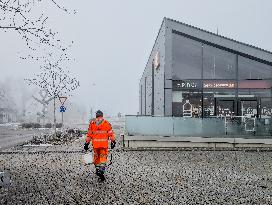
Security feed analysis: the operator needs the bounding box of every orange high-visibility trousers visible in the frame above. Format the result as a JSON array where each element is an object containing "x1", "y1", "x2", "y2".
[{"x1": 93, "y1": 148, "x2": 108, "y2": 166}]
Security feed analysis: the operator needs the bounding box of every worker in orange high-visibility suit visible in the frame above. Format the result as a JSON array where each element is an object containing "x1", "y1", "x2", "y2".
[{"x1": 84, "y1": 110, "x2": 116, "y2": 181}]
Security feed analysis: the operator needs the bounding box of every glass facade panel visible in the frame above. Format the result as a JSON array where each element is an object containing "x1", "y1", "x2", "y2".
[
  {"x1": 171, "y1": 33, "x2": 271, "y2": 122},
  {"x1": 172, "y1": 34, "x2": 202, "y2": 79},
  {"x1": 238, "y1": 89, "x2": 271, "y2": 98},
  {"x1": 203, "y1": 91, "x2": 215, "y2": 117},
  {"x1": 240, "y1": 100, "x2": 258, "y2": 117},
  {"x1": 261, "y1": 98, "x2": 272, "y2": 118},
  {"x1": 216, "y1": 100, "x2": 235, "y2": 117},
  {"x1": 238, "y1": 56, "x2": 272, "y2": 80},
  {"x1": 203, "y1": 89, "x2": 236, "y2": 117},
  {"x1": 172, "y1": 90, "x2": 202, "y2": 117},
  {"x1": 203, "y1": 45, "x2": 236, "y2": 79}
]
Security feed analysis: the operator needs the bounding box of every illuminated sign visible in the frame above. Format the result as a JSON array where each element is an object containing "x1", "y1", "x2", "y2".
[
  {"x1": 153, "y1": 51, "x2": 160, "y2": 69},
  {"x1": 174, "y1": 80, "x2": 238, "y2": 89},
  {"x1": 180, "y1": 82, "x2": 197, "y2": 88},
  {"x1": 174, "y1": 80, "x2": 201, "y2": 89},
  {"x1": 203, "y1": 81, "x2": 236, "y2": 88}
]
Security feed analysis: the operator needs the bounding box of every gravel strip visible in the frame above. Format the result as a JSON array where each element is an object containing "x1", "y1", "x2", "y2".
[{"x1": 1, "y1": 133, "x2": 272, "y2": 204}]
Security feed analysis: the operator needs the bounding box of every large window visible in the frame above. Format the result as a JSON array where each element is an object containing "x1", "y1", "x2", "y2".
[
  {"x1": 203, "y1": 91, "x2": 215, "y2": 117},
  {"x1": 172, "y1": 34, "x2": 202, "y2": 79},
  {"x1": 261, "y1": 98, "x2": 272, "y2": 118},
  {"x1": 172, "y1": 90, "x2": 202, "y2": 117},
  {"x1": 203, "y1": 89, "x2": 236, "y2": 117},
  {"x1": 170, "y1": 32, "x2": 272, "y2": 121},
  {"x1": 238, "y1": 56, "x2": 272, "y2": 80},
  {"x1": 203, "y1": 45, "x2": 236, "y2": 79}
]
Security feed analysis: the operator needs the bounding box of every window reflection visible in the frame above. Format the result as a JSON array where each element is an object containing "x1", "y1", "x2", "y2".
[
  {"x1": 203, "y1": 45, "x2": 236, "y2": 79},
  {"x1": 172, "y1": 34, "x2": 202, "y2": 79},
  {"x1": 238, "y1": 56, "x2": 272, "y2": 80}
]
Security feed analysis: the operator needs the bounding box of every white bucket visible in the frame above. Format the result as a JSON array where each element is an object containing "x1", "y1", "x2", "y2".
[
  {"x1": 0, "y1": 171, "x2": 11, "y2": 188},
  {"x1": 82, "y1": 153, "x2": 93, "y2": 165}
]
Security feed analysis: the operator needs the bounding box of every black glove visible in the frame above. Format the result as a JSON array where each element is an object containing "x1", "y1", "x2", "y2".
[
  {"x1": 111, "y1": 141, "x2": 116, "y2": 149},
  {"x1": 84, "y1": 142, "x2": 90, "y2": 151}
]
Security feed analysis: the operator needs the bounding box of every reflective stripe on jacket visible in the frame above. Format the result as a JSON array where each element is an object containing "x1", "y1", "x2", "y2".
[
  {"x1": 93, "y1": 138, "x2": 108, "y2": 142},
  {"x1": 86, "y1": 117, "x2": 115, "y2": 148}
]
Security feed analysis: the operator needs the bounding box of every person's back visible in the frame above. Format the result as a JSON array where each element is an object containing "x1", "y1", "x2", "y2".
[{"x1": 84, "y1": 110, "x2": 116, "y2": 181}]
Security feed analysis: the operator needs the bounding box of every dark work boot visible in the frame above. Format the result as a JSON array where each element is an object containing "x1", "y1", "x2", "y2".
[
  {"x1": 95, "y1": 166, "x2": 100, "y2": 176},
  {"x1": 98, "y1": 166, "x2": 106, "y2": 182},
  {"x1": 99, "y1": 172, "x2": 105, "y2": 181}
]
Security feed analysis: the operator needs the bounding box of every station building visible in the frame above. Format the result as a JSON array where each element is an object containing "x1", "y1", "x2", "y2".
[
  {"x1": 135, "y1": 18, "x2": 272, "y2": 137},
  {"x1": 139, "y1": 18, "x2": 272, "y2": 120}
]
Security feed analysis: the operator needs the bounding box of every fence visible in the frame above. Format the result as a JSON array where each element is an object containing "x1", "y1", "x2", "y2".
[{"x1": 125, "y1": 115, "x2": 272, "y2": 138}]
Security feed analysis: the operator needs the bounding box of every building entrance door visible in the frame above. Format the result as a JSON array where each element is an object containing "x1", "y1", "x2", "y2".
[{"x1": 215, "y1": 99, "x2": 235, "y2": 117}]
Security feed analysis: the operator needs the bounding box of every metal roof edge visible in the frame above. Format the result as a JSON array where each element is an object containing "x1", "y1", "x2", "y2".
[{"x1": 165, "y1": 17, "x2": 272, "y2": 56}]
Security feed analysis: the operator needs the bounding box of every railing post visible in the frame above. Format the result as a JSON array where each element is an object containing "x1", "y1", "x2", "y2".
[
  {"x1": 121, "y1": 134, "x2": 125, "y2": 148},
  {"x1": 224, "y1": 116, "x2": 227, "y2": 135},
  {"x1": 172, "y1": 117, "x2": 174, "y2": 136}
]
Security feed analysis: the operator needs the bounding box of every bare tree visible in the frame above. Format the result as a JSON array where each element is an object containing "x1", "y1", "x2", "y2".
[
  {"x1": 0, "y1": 82, "x2": 18, "y2": 124},
  {"x1": 0, "y1": 0, "x2": 75, "y2": 49},
  {"x1": 0, "y1": 86, "x2": 5, "y2": 100},
  {"x1": 25, "y1": 53, "x2": 80, "y2": 136},
  {"x1": 0, "y1": 82, "x2": 16, "y2": 109},
  {"x1": 32, "y1": 89, "x2": 54, "y2": 126}
]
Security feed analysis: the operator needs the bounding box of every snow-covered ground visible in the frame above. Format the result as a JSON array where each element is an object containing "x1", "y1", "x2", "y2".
[{"x1": 1, "y1": 123, "x2": 272, "y2": 204}]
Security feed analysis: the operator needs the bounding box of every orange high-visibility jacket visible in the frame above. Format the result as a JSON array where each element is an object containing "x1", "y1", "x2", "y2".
[{"x1": 86, "y1": 117, "x2": 115, "y2": 148}]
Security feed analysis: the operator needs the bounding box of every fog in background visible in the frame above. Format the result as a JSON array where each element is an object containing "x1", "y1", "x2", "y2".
[{"x1": 0, "y1": 0, "x2": 272, "y2": 120}]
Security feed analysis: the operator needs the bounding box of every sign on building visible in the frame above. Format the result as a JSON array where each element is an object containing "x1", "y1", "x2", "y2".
[{"x1": 153, "y1": 51, "x2": 160, "y2": 69}]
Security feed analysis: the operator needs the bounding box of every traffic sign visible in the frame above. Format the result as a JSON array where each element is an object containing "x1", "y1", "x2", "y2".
[
  {"x1": 60, "y1": 106, "x2": 66, "y2": 113},
  {"x1": 59, "y1": 97, "x2": 67, "y2": 105}
]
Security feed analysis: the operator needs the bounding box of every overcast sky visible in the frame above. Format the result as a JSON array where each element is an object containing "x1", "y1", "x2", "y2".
[{"x1": 0, "y1": 0, "x2": 271, "y2": 116}]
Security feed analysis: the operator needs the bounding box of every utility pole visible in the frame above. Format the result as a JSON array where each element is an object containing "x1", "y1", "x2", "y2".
[
  {"x1": 62, "y1": 111, "x2": 64, "y2": 125},
  {"x1": 53, "y1": 93, "x2": 56, "y2": 138}
]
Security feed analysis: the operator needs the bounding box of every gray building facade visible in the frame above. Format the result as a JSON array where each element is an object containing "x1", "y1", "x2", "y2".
[{"x1": 139, "y1": 18, "x2": 272, "y2": 120}]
